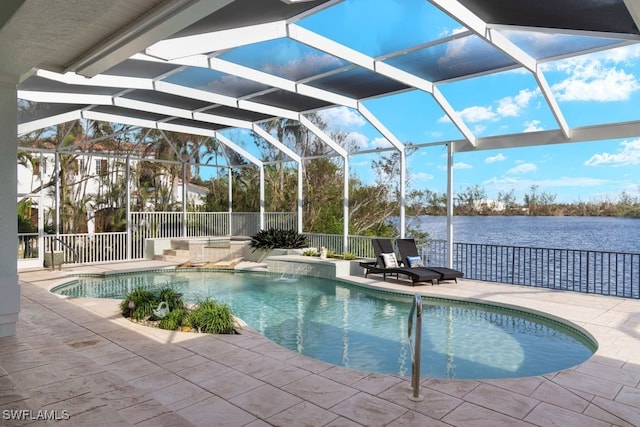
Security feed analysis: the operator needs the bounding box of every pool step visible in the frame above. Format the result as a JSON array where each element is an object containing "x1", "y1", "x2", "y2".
[
  {"x1": 211, "y1": 257, "x2": 243, "y2": 269},
  {"x1": 154, "y1": 248, "x2": 190, "y2": 263},
  {"x1": 176, "y1": 257, "x2": 243, "y2": 269}
]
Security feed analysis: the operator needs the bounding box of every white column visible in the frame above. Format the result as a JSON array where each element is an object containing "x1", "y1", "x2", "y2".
[
  {"x1": 446, "y1": 142, "x2": 454, "y2": 268},
  {"x1": 181, "y1": 162, "x2": 187, "y2": 237},
  {"x1": 125, "y1": 157, "x2": 131, "y2": 260},
  {"x1": 297, "y1": 161, "x2": 303, "y2": 234},
  {"x1": 399, "y1": 148, "x2": 406, "y2": 238},
  {"x1": 228, "y1": 167, "x2": 233, "y2": 236},
  {"x1": 54, "y1": 152, "x2": 60, "y2": 237},
  {"x1": 343, "y1": 156, "x2": 349, "y2": 253},
  {"x1": 259, "y1": 165, "x2": 265, "y2": 231},
  {"x1": 0, "y1": 80, "x2": 20, "y2": 337}
]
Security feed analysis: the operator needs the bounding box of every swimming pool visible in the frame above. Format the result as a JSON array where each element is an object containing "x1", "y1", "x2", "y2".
[{"x1": 51, "y1": 270, "x2": 596, "y2": 379}]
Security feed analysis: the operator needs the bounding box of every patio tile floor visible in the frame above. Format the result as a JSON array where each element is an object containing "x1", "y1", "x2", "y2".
[{"x1": 1, "y1": 260, "x2": 638, "y2": 426}]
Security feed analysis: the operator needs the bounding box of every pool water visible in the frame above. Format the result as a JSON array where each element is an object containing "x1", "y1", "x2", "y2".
[{"x1": 52, "y1": 271, "x2": 596, "y2": 379}]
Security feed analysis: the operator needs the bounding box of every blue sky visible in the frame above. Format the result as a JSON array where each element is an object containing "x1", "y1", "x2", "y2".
[{"x1": 215, "y1": 0, "x2": 640, "y2": 204}]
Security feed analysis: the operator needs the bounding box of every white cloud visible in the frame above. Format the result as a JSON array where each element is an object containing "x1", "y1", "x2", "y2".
[
  {"x1": 453, "y1": 162, "x2": 472, "y2": 169},
  {"x1": 317, "y1": 106, "x2": 365, "y2": 129},
  {"x1": 584, "y1": 138, "x2": 640, "y2": 166},
  {"x1": 266, "y1": 52, "x2": 343, "y2": 81},
  {"x1": 482, "y1": 176, "x2": 519, "y2": 189},
  {"x1": 345, "y1": 132, "x2": 369, "y2": 150},
  {"x1": 551, "y1": 57, "x2": 640, "y2": 102},
  {"x1": 485, "y1": 153, "x2": 506, "y2": 163},
  {"x1": 523, "y1": 120, "x2": 543, "y2": 132},
  {"x1": 507, "y1": 163, "x2": 537, "y2": 174},
  {"x1": 437, "y1": 115, "x2": 451, "y2": 124},
  {"x1": 473, "y1": 124, "x2": 487, "y2": 134},
  {"x1": 370, "y1": 136, "x2": 393, "y2": 149},
  {"x1": 438, "y1": 88, "x2": 539, "y2": 126},
  {"x1": 410, "y1": 171, "x2": 434, "y2": 182},
  {"x1": 597, "y1": 44, "x2": 640, "y2": 63},
  {"x1": 496, "y1": 88, "x2": 539, "y2": 117},
  {"x1": 459, "y1": 105, "x2": 496, "y2": 122}
]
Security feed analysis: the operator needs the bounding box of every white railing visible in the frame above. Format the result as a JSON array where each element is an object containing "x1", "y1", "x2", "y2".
[
  {"x1": 44, "y1": 232, "x2": 128, "y2": 264},
  {"x1": 302, "y1": 233, "x2": 376, "y2": 257},
  {"x1": 265, "y1": 212, "x2": 297, "y2": 231},
  {"x1": 37, "y1": 212, "x2": 298, "y2": 263},
  {"x1": 187, "y1": 212, "x2": 229, "y2": 236}
]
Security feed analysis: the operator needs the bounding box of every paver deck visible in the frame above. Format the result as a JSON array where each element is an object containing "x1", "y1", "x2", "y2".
[{"x1": 2, "y1": 260, "x2": 639, "y2": 426}]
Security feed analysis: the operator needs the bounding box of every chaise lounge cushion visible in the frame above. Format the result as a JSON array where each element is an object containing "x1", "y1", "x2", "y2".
[
  {"x1": 380, "y1": 252, "x2": 399, "y2": 268},
  {"x1": 405, "y1": 256, "x2": 424, "y2": 268}
]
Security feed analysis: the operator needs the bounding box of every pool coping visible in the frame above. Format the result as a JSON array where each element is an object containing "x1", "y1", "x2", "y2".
[{"x1": 11, "y1": 260, "x2": 640, "y2": 426}]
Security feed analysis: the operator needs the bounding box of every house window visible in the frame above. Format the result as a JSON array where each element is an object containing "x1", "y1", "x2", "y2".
[{"x1": 95, "y1": 159, "x2": 108, "y2": 176}]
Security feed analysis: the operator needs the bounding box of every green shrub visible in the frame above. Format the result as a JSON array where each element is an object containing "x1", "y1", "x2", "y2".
[
  {"x1": 121, "y1": 288, "x2": 235, "y2": 334},
  {"x1": 120, "y1": 288, "x2": 157, "y2": 320},
  {"x1": 250, "y1": 228, "x2": 307, "y2": 251},
  {"x1": 158, "y1": 287, "x2": 185, "y2": 312},
  {"x1": 342, "y1": 252, "x2": 357, "y2": 260},
  {"x1": 120, "y1": 286, "x2": 185, "y2": 321},
  {"x1": 188, "y1": 298, "x2": 235, "y2": 334},
  {"x1": 158, "y1": 308, "x2": 188, "y2": 330},
  {"x1": 302, "y1": 248, "x2": 318, "y2": 256}
]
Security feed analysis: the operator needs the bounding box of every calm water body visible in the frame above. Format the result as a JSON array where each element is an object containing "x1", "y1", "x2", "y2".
[
  {"x1": 407, "y1": 216, "x2": 640, "y2": 253},
  {"x1": 53, "y1": 271, "x2": 595, "y2": 379}
]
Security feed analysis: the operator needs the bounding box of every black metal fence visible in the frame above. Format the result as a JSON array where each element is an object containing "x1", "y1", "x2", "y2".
[{"x1": 423, "y1": 240, "x2": 640, "y2": 299}]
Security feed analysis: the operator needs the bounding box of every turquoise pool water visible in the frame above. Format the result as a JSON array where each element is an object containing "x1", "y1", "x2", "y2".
[{"x1": 52, "y1": 270, "x2": 596, "y2": 379}]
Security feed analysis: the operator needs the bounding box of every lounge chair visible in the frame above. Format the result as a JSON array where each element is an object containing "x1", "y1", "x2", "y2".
[
  {"x1": 359, "y1": 238, "x2": 440, "y2": 286},
  {"x1": 396, "y1": 238, "x2": 464, "y2": 283}
]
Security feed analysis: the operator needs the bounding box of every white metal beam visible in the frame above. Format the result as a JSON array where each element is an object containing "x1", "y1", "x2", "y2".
[
  {"x1": 356, "y1": 103, "x2": 407, "y2": 236},
  {"x1": 114, "y1": 97, "x2": 192, "y2": 119},
  {"x1": 194, "y1": 111, "x2": 254, "y2": 129},
  {"x1": 432, "y1": 86, "x2": 477, "y2": 145},
  {"x1": 298, "y1": 114, "x2": 348, "y2": 158},
  {"x1": 82, "y1": 110, "x2": 158, "y2": 130},
  {"x1": 288, "y1": 24, "x2": 375, "y2": 70},
  {"x1": 357, "y1": 103, "x2": 404, "y2": 151},
  {"x1": 429, "y1": 0, "x2": 571, "y2": 138},
  {"x1": 18, "y1": 90, "x2": 113, "y2": 106},
  {"x1": 17, "y1": 110, "x2": 82, "y2": 136},
  {"x1": 251, "y1": 125, "x2": 302, "y2": 162},
  {"x1": 35, "y1": 69, "x2": 154, "y2": 90},
  {"x1": 534, "y1": 71, "x2": 570, "y2": 138},
  {"x1": 146, "y1": 21, "x2": 288, "y2": 60},
  {"x1": 211, "y1": 132, "x2": 263, "y2": 167},
  {"x1": 452, "y1": 120, "x2": 640, "y2": 152}
]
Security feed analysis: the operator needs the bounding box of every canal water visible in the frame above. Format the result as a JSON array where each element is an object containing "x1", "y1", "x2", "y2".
[{"x1": 408, "y1": 216, "x2": 640, "y2": 253}]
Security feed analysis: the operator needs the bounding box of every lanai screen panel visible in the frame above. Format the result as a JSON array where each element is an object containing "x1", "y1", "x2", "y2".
[
  {"x1": 164, "y1": 68, "x2": 271, "y2": 98},
  {"x1": 459, "y1": 0, "x2": 640, "y2": 35}
]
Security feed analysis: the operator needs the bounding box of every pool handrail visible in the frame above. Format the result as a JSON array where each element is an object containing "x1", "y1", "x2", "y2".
[{"x1": 407, "y1": 294, "x2": 424, "y2": 401}]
